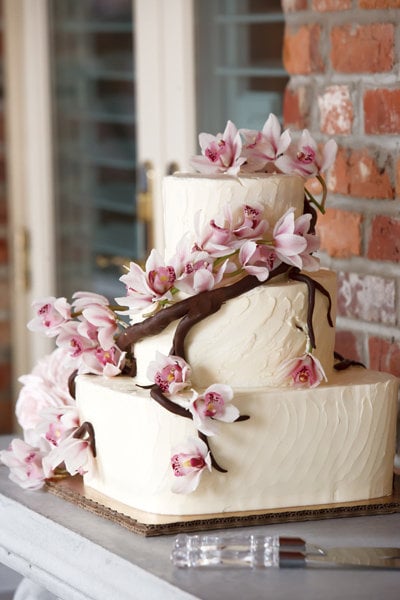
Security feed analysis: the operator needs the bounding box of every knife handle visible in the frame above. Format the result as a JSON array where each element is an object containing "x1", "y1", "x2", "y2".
[{"x1": 171, "y1": 534, "x2": 307, "y2": 568}]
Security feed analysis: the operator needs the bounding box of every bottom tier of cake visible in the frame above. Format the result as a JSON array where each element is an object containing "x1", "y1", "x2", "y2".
[{"x1": 76, "y1": 369, "x2": 398, "y2": 516}]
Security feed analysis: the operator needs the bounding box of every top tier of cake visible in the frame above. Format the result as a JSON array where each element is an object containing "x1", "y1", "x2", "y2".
[{"x1": 162, "y1": 173, "x2": 305, "y2": 259}]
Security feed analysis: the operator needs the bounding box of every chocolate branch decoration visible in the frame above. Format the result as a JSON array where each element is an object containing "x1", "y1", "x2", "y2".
[
  {"x1": 116, "y1": 263, "x2": 290, "y2": 357},
  {"x1": 116, "y1": 260, "x2": 334, "y2": 476},
  {"x1": 73, "y1": 421, "x2": 97, "y2": 457},
  {"x1": 150, "y1": 384, "x2": 249, "y2": 473},
  {"x1": 289, "y1": 269, "x2": 334, "y2": 349},
  {"x1": 334, "y1": 351, "x2": 366, "y2": 371}
]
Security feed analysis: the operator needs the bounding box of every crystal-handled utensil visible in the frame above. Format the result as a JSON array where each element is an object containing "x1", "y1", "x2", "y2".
[{"x1": 171, "y1": 534, "x2": 400, "y2": 570}]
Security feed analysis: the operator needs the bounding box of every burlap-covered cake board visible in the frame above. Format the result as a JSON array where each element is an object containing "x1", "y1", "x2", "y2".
[{"x1": 47, "y1": 474, "x2": 400, "y2": 537}]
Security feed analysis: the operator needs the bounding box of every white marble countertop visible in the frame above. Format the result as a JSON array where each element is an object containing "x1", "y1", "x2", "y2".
[{"x1": 1, "y1": 435, "x2": 400, "y2": 600}]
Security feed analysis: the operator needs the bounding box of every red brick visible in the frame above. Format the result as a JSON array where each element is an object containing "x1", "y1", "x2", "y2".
[
  {"x1": 0, "y1": 199, "x2": 7, "y2": 224},
  {"x1": 313, "y1": 0, "x2": 351, "y2": 9},
  {"x1": 329, "y1": 147, "x2": 394, "y2": 199},
  {"x1": 281, "y1": 0, "x2": 308, "y2": 10},
  {"x1": 317, "y1": 208, "x2": 362, "y2": 258},
  {"x1": 283, "y1": 86, "x2": 309, "y2": 129},
  {"x1": 0, "y1": 397, "x2": 13, "y2": 435},
  {"x1": 283, "y1": 25, "x2": 324, "y2": 75},
  {"x1": 368, "y1": 216, "x2": 400, "y2": 262},
  {"x1": 331, "y1": 24, "x2": 394, "y2": 73},
  {"x1": 328, "y1": 146, "x2": 350, "y2": 194},
  {"x1": 334, "y1": 330, "x2": 363, "y2": 364},
  {"x1": 0, "y1": 321, "x2": 10, "y2": 346},
  {"x1": 0, "y1": 282, "x2": 10, "y2": 312},
  {"x1": 318, "y1": 85, "x2": 353, "y2": 135},
  {"x1": 396, "y1": 157, "x2": 400, "y2": 198},
  {"x1": 0, "y1": 363, "x2": 11, "y2": 392},
  {"x1": 337, "y1": 272, "x2": 396, "y2": 324},
  {"x1": 0, "y1": 113, "x2": 5, "y2": 145},
  {"x1": 0, "y1": 161, "x2": 6, "y2": 183},
  {"x1": 359, "y1": 0, "x2": 400, "y2": 7},
  {"x1": 350, "y1": 150, "x2": 393, "y2": 199},
  {"x1": 364, "y1": 89, "x2": 400, "y2": 134},
  {"x1": 369, "y1": 337, "x2": 400, "y2": 376},
  {"x1": 0, "y1": 239, "x2": 8, "y2": 263}
]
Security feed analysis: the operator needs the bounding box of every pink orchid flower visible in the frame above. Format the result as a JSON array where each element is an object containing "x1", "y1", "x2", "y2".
[
  {"x1": 147, "y1": 351, "x2": 191, "y2": 395},
  {"x1": 77, "y1": 317, "x2": 99, "y2": 342},
  {"x1": 190, "y1": 120, "x2": 246, "y2": 175},
  {"x1": 16, "y1": 348, "x2": 76, "y2": 432},
  {"x1": 27, "y1": 296, "x2": 71, "y2": 337},
  {"x1": 71, "y1": 291, "x2": 109, "y2": 312},
  {"x1": 276, "y1": 353, "x2": 327, "y2": 388},
  {"x1": 239, "y1": 240, "x2": 279, "y2": 281},
  {"x1": 193, "y1": 204, "x2": 268, "y2": 262},
  {"x1": 171, "y1": 437, "x2": 212, "y2": 494},
  {"x1": 233, "y1": 204, "x2": 269, "y2": 239},
  {"x1": 43, "y1": 433, "x2": 95, "y2": 478},
  {"x1": 189, "y1": 384, "x2": 239, "y2": 436},
  {"x1": 193, "y1": 208, "x2": 237, "y2": 258},
  {"x1": 56, "y1": 321, "x2": 96, "y2": 360},
  {"x1": 81, "y1": 304, "x2": 119, "y2": 350},
  {"x1": 117, "y1": 249, "x2": 176, "y2": 313},
  {"x1": 293, "y1": 213, "x2": 320, "y2": 272},
  {"x1": 175, "y1": 256, "x2": 228, "y2": 296},
  {"x1": 0, "y1": 439, "x2": 46, "y2": 490},
  {"x1": 240, "y1": 113, "x2": 292, "y2": 172},
  {"x1": 172, "y1": 232, "x2": 229, "y2": 295},
  {"x1": 36, "y1": 406, "x2": 80, "y2": 447},
  {"x1": 80, "y1": 345, "x2": 126, "y2": 377},
  {"x1": 275, "y1": 129, "x2": 337, "y2": 178},
  {"x1": 272, "y1": 209, "x2": 308, "y2": 269}
]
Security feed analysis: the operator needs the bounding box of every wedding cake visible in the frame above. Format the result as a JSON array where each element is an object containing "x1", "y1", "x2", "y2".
[{"x1": 1, "y1": 116, "x2": 398, "y2": 519}]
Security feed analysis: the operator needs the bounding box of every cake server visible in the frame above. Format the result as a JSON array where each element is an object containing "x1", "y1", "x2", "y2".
[{"x1": 171, "y1": 533, "x2": 400, "y2": 570}]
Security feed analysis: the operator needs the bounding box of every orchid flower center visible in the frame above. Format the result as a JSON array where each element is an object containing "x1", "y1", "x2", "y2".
[
  {"x1": 155, "y1": 363, "x2": 183, "y2": 392},
  {"x1": 25, "y1": 452, "x2": 36, "y2": 464},
  {"x1": 171, "y1": 453, "x2": 204, "y2": 476},
  {"x1": 294, "y1": 366, "x2": 311, "y2": 383},
  {"x1": 189, "y1": 456, "x2": 206, "y2": 469},
  {"x1": 95, "y1": 347, "x2": 115, "y2": 365},
  {"x1": 203, "y1": 391, "x2": 224, "y2": 417},
  {"x1": 297, "y1": 145, "x2": 315, "y2": 164},
  {"x1": 70, "y1": 338, "x2": 84, "y2": 357},
  {"x1": 148, "y1": 266, "x2": 176, "y2": 294}
]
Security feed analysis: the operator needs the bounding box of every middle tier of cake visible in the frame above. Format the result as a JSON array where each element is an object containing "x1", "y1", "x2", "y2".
[{"x1": 133, "y1": 269, "x2": 337, "y2": 389}]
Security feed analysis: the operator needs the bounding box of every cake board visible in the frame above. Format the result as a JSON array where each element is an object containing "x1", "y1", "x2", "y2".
[{"x1": 46, "y1": 473, "x2": 400, "y2": 537}]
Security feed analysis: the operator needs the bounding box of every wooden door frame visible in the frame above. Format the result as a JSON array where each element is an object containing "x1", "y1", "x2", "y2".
[{"x1": 4, "y1": 0, "x2": 55, "y2": 390}]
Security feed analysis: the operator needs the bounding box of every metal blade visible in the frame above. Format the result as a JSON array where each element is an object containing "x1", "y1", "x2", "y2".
[{"x1": 306, "y1": 547, "x2": 400, "y2": 569}]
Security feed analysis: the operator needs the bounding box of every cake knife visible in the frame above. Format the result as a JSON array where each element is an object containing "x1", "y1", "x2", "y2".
[{"x1": 171, "y1": 533, "x2": 400, "y2": 570}]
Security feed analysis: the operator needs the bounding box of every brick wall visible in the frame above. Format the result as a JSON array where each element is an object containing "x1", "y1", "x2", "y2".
[{"x1": 282, "y1": 0, "x2": 400, "y2": 377}]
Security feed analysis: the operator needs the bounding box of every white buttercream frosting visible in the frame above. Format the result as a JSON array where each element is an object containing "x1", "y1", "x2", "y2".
[{"x1": 77, "y1": 369, "x2": 398, "y2": 516}]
